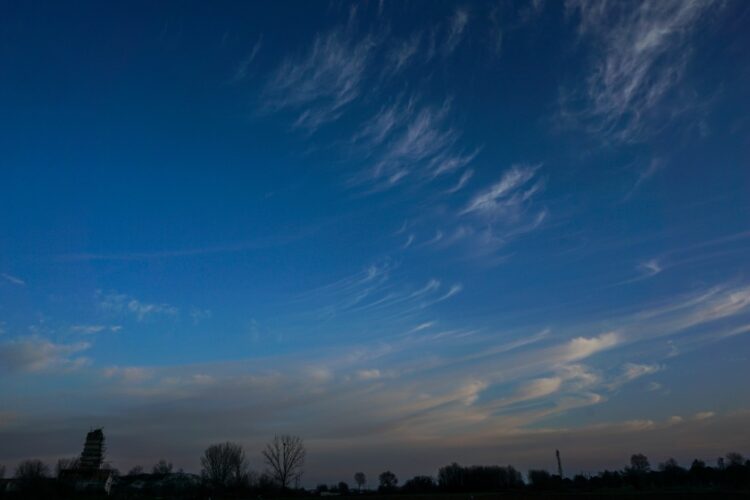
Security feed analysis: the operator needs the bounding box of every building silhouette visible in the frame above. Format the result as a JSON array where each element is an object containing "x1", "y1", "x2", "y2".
[{"x1": 79, "y1": 428, "x2": 106, "y2": 471}]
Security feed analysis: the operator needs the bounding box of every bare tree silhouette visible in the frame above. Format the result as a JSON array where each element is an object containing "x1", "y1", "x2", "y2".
[
  {"x1": 15, "y1": 459, "x2": 49, "y2": 480},
  {"x1": 14, "y1": 459, "x2": 50, "y2": 493},
  {"x1": 727, "y1": 452, "x2": 745, "y2": 467},
  {"x1": 55, "y1": 457, "x2": 80, "y2": 477},
  {"x1": 354, "y1": 471, "x2": 366, "y2": 491},
  {"x1": 629, "y1": 454, "x2": 651, "y2": 473},
  {"x1": 200, "y1": 441, "x2": 248, "y2": 488},
  {"x1": 152, "y1": 459, "x2": 174, "y2": 474},
  {"x1": 262, "y1": 434, "x2": 306, "y2": 489}
]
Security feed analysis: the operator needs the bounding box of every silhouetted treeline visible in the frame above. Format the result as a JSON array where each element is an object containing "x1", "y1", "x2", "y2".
[
  {"x1": 1, "y1": 450, "x2": 749, "y2": 499},
  {"x1": 437, "y1": 462, "x2": 523, "y2": 491}
]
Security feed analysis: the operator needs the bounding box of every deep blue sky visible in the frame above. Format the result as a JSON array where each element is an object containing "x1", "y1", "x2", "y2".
[{"x1": 1, "y1": 0, "x2": 749, "y2": 483}]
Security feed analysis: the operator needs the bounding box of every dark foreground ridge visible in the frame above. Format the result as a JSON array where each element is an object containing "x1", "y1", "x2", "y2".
[{"x1": 1, "y1": 429, "x2": 748, "y2": 499}]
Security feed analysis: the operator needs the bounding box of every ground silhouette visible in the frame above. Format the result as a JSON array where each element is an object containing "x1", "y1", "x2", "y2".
[{"x1": 0, "y1": 430, "x2": 748, "y2": 499}]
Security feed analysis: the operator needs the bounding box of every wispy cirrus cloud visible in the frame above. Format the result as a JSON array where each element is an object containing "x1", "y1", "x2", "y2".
[
  {"x1": 443, "y1": 7, "x2": 469, "y2": 55},
  {"x1": 631, "y1": 284, "x2": 750, "y2": 338},
  {"x1": 230, "y1": 35, "x2": 263, "y2": 83},
  {"x1": 611, "y1": 258, "x2": 665, "y2": 287},
  {"x1": 104, "y1": 365, "x2": 154, "y2": 383},
  {"x1": 1, "y1": 273, "x2": 25, "y2": 286},
  {"x1": 189, "y1": 308, "x2": 212, "y2": 324},
  {"x1": 624, "y1": 158, "x2": 667, "y2": 199},
  {"x1": 352, "y1": 98, "x2": 477, "y2": 191},
  {"x1": 608, "y1": 362, "x2": 662, "y2": 390},
  {"x1": 70, "y1": 324, "x2": 122, "y2": 335},
  {"x1": 97, "y1": 291, "x2": 178, "y2": 321},
  {"x1": 514, "y1": 376, "x2": 563, "y2": 401},
  {"x1": 402, "y1": 234, "x2": 415, "y2": 249},
  {"x1": 564, "y1": 0, "x2": 719, "y2": 142},
  {"x1": 573, "y1": 282, "x2": 750, "y2": 357},
  {"x1": 385, "y1": 31, "x2": 422, "y2": 75},
  {"x1": 0, "y1": 336, "x2": 90, "y2": 374},
  {"x1": 445, "y1": 169, "x2": 474, "y2": 194},
  {"x1": 264, "y1": 24, "x2": 375, "y2": 132},
  {"x1": 447, "y1": 164, "x2": 547, "y2": 257},
  {"x1": 355, "y1": 368, "x2": 382, "y2": 381},
  {"x1": 406, "y1": 321, "x2": 436, "y2": 334},
  {"x1": 462, "y1": 164, "x2": 542, "y2": 217},
  {"x1": 315, "y1": 267, "x2": 460, "y2": 319},
  {"x1": 638, "y1": 259, "x2": 662, "y2": 278},
  {"x1": 693, "y1": 410, "x2": 715, "y2": 421},
  {"x1": 559, "y1": 332, "x2": 619, "y2": 363}
]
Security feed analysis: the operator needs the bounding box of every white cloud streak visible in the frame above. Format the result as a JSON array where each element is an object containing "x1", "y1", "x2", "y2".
[
  {"x1": 386, "y1": 32, "x2": 422, "y2": 74},
  {"x1": 443, "y1": 8, "x2": 469, "y2": 55},
  {"x1": 231, "y1": 35, "x2": 263, "y2": 83},
  {"x1": 71, "y1": 324, "x2": 122, "y2": 335},
  {"x1": 0, "y1": 337, "x2": 90, "y2": 374},
  {"x1": 463, "y1": 164, "x2": 542, "y2": 216},
  {"x1": 608, "y1": 362, "x2": 662, "y2": 389},
  {"x1": 1, "y1": 273, "x2": 25, "y2": 286},
  {"x1": 265, "y1": 26, "x2": 375, "y2": 132},
  {"x1": 98, "y1": 291, "x2": 179, "y2": 321},
  {"x1": 566, "y1": 0, "x2": 719, "y2": 142}
]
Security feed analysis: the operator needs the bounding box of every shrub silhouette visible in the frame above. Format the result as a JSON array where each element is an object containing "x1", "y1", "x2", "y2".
[
  {"x1": 200, "y1": 441, "x2": 249, "y2": 490},
  {"x1": 378, "y1": 470, "x2": 398, "y2": 491},
  {"x1": 152, "y1": 459, "x2": 174, "y2": 475}
]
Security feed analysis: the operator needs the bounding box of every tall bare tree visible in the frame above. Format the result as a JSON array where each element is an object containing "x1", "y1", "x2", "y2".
[
  {"x1": 354, "y1": 471, "x2": 366, "y2": 491},
  {"x1": 14, "y1": 459, "x2": 50, "y2": 493},
  {"x1": 262, "y1": 434, "x2": 306, "y2": 489},
  {"x1": 200, "y1": 442, "x2": 248, "y2": 488},
  {"x1": 15, "y1": 459, "x2": 49, "y2": 480}
]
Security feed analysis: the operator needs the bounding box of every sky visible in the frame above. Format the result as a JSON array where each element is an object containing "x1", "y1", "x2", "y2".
[{"x1": 1, "y1": 0, "x2": 750, "y2": 485}]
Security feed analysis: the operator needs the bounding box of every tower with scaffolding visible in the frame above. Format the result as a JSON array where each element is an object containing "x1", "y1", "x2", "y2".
[{"x1": 79, "y1": 428, "x2": 106, "y2": 471}]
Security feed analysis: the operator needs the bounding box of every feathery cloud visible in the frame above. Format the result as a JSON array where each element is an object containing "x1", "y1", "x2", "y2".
[
  {"x1": 608, "y1": 362, "x2": 662, "y2": 389},
  {"x1": 265, "y1": 27, "x2": 375, "y2": 131},
  {"x1": 445, "y1": 169, "x2": 474, "y2": 194},
  {"x1": 70, "y1": 324, "x2": 122, "y2": 335},
  {"x1": 638, "y1": 259, "x2": 662, "y2": 277},
  {"x1": 444, "y1": 8, "x2": 469, "y2": 55},
  {"x1": 624, "y1": 158, "x2": 667, "y2": 199},
  {"x1": 1, "y1": 273, "x2": 25, "y2": 286},
  {"x1": 0, "y1": 337, "x2": 90, "y2": 374},
  {"x1": 98, "y1": 291, "x2": 178, "y2": 321},
  {"x1": 565, "y1": 0, "x2": 719, "y2": 142},
  {"x1": 356, "y1": 369, "x2": 382, "y2": 381},
  {"x1": 462, "y1": 164, "x2": 542, "y2": 217},
  {"x1": 386, "y1": 32, "x2": 422, "y2": 74},
  {"x1": 515, "y1": 376, "x2": 563, "y2": 401},
  {"x1": 357, "y1": 99, "x2": 465, "y2": 188},
  {"x1": 231, "y1": 35, "x2": 263, "y2": 83},
  {"x1": 104, "y1": 366, "x2": 154, "y2": 383},
  {"x1": 561, "y1": 332, "x2": 619, "y2": 363},
  {"x1": 693, "y1": 411, "x2": 715, "y2": 421}
]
